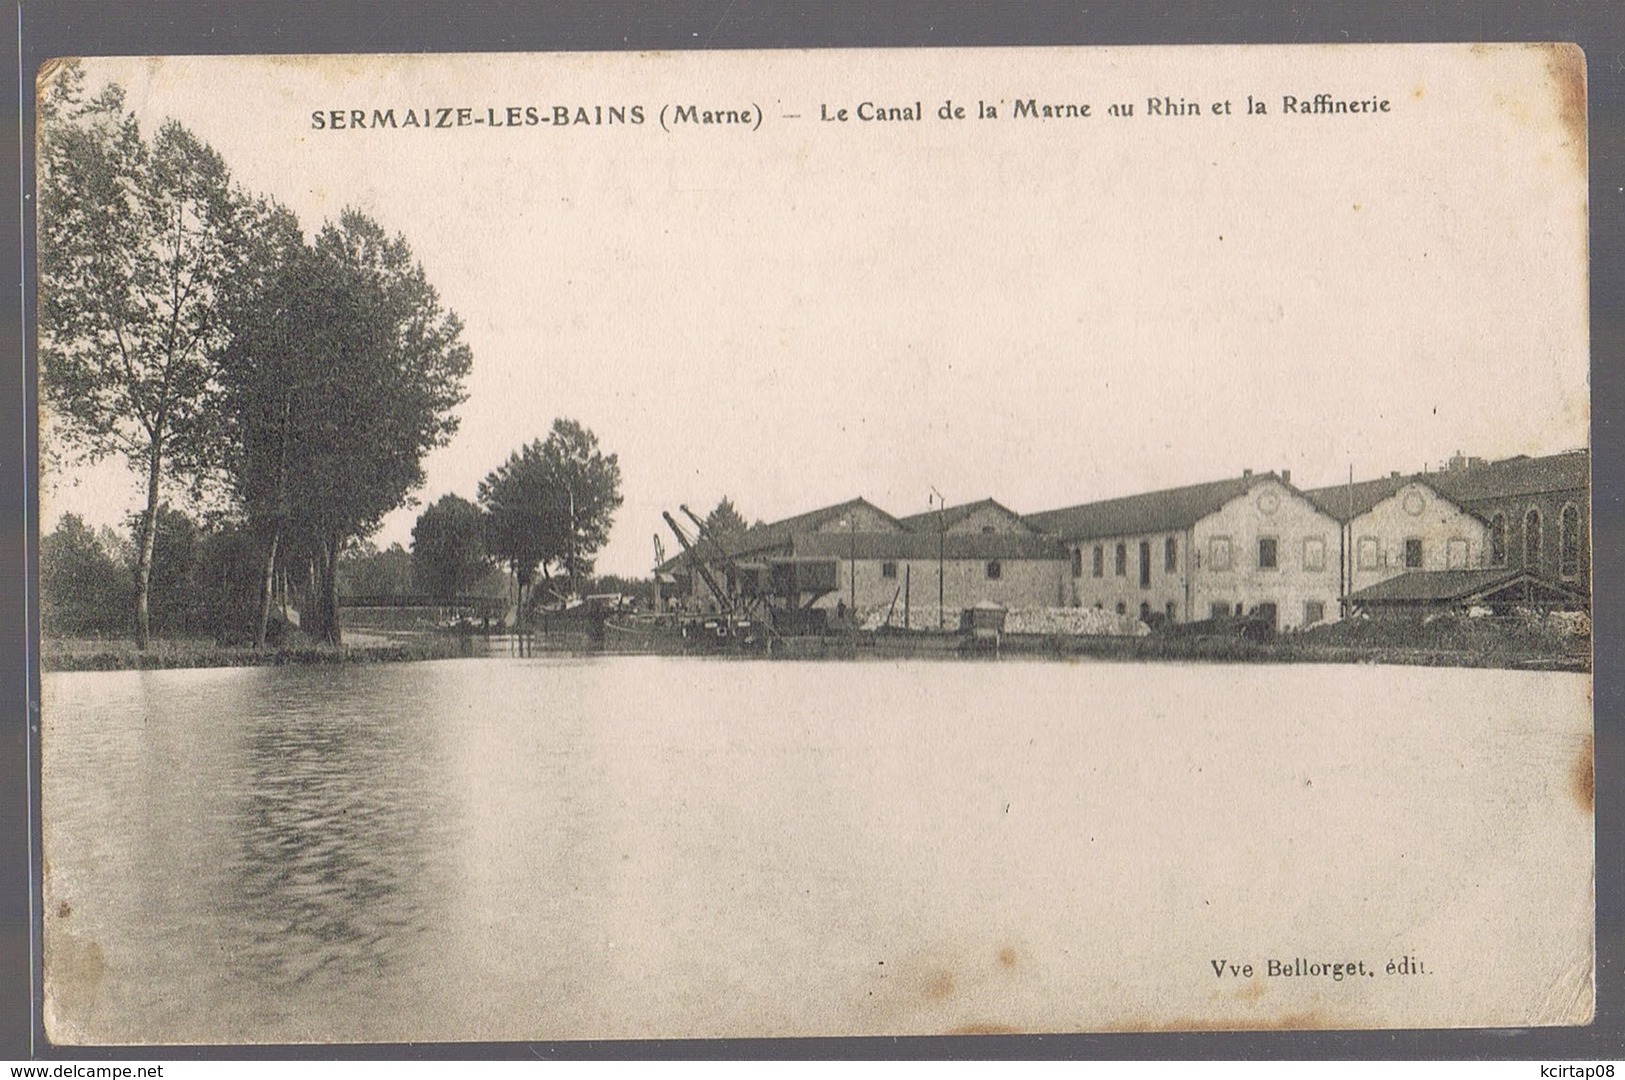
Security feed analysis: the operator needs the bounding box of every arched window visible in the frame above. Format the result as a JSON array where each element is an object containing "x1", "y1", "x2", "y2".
[
  {"x1": 1489, "y1": 514, "x2": 1506, "y2": 566},
  {"x1": 1560, "y1": 504, "x2": 1580, "y2": 578},
  {"x1": 1524, "y1": 508, "x2": 1542, "y2": 570}
]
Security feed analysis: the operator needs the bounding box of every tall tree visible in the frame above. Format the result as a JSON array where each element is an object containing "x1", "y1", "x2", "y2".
[
  {"x1": 479, "y1": 420, "x2": 622, "y2": 616},
  {"x1": 703, "y1": 497, "x2": 749, "y2": 545},
  {"x1": 40, "y1": 514, "x2": 133, "y2": 638},
  {"x1": 412, "y1": 494, "x2": 489, "y2": 603},
  {"x1": 478, "y1": 441, "x2": 553, "y2": 623},
  {"x1": 270, "y1": 211, "x2": 472, "y2": 645},
  {"x1": 539, "y1": 419, "x2": 623, "y2": 596},
  {"x1": 38, "y1": 64, "x2": 255, "y2": 647},
  {"x1": 212, "y1": 201, "x2": 313, "y2": 647}
]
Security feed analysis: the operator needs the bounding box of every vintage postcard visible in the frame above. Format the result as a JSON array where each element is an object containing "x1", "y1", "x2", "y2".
[{"x1": 35, "y1": 44, "x2": 1591, "y2": 1043}]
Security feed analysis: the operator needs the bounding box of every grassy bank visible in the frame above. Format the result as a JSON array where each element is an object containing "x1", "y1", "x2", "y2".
[
  {"x1": 1001, "y1": 613, "x2": 1590, "y2": 671},
  {"x1": 41, "y1": 633, "x2": 475, "y2": 672}
]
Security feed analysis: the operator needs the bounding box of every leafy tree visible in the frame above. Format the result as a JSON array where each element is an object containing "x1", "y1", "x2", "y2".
[
  {"x1": 40, "y1": 514, "x2": 133, "y2": 637},
  {"x1": 540, "y1": 419, "x2": 623, "y2": 594},
  {"x1": 209, "y1": 198, "x2": 307, "y2": 646},
  {"x1": 337, "y1": 542, "x2": 414, "y2": 598},
  {"x1": 129, "y1": 503, "x2": 204, "y2": 636},
  {"x1": 703, "y1": 497, "x2": 749, "y2": 546},
  {"x1": 190, "y1": 523, "x2": 270, "y2": 646},
  {"x1": 478, "y1": 441, "x2": 553, "y2": 621},
  {"x1": 38, "y1": 64, "x2": 255, "y2": 648},
  {"x1": 581, "y1": 574, "x2": 657, "y2": 608},
  {"x1": 218, "y1": 210, "x2": 470, "y2": 645},
  {"x1": 479, "y1": 420, "x2": 622, "y2": 617},
  {"x1": 411, "y1": 494, "x2": 489, "y2": 602}
]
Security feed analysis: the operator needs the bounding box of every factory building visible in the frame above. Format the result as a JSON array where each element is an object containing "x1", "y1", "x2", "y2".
[
  {"x1": 657, "y1": 451, "x2": 1588, "y2": 631},
  {"x1": 1301, "y1": 476, "x2": 1489, "y2": 604},
  {"x1": 1024, "y1": 471, "x2": 1342, "y2": 631},
  {"x1": 1425, "y1": 450, "x2": 1590, "y2": 595},
  {"x1": 663, "y1": 496, "x2": 1066, "y2": 618}
]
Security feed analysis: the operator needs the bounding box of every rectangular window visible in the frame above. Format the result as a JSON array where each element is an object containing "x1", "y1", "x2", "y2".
[
  {"x1": 1092, "y1": 545, "x2": 1104, "y2": 578},
  {"x1": 1209, "y1": 537, "x2": 1232, "y2": 571},
  {"x1": 1446, "y1": 538, "x2": 1468, "y2": 570},
  {"x1": 1165, "y1": 600, "x2": 1178, "y2": 623},
  {"x1": 1071, "y1": 548, "x2": 1082, "y2": 578},
  {"x1": 1258, "y1": 537, "x2": 1278, "y2": 570},
  {"x1": 1404, "y1": 538, "x2": 1423, "y2": 569},
  {"x1": 1304, "y1": 599, "x2": 1325, "y2": 625},
  {"x1": 1165, "y1": 537, "x2": 1177, "y2": 573},
  {"x1": 1303, "y1": 537, "x2": 1326, "y2": 572},
  {"x1": 1139, "y1": 540, "x2": 1152, "y2": 588},
  {"x1": 985, "y1": 560, "x2": 1002, "y2": 580},
  {"x1": 881, "y1": 561, "x2": 897, "y2": 579},
  {"x1": 1114, "y1": 542, "x2": 1127, "y2": 576},
  {"x1": 1357, "y1": 537, "x2": 1379, "y2": 571}
]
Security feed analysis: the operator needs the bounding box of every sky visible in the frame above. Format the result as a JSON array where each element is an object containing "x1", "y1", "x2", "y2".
[{"x1": 39, "y1": 46, "x2": 1589, "y2": 577}]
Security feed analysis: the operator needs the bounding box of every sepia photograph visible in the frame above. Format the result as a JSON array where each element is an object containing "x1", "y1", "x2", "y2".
[{"x1": 32, "y1": 44, "x2": 1593, "y2": 1044}]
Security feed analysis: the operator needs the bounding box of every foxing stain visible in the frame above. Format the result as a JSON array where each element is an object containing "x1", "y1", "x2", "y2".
[
  {"x1": 1571, "y1": 733, "x2": 1593, "y2": 814},
  {"x1": 1538, "y1": 42, "x2": 1588, "y2": 178},
  {"x1": 1108, "y1": 1010, "x2": 1326, "y2": 1033}
]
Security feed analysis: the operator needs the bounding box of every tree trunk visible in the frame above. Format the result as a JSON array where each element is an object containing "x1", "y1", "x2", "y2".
[
  {"x1": 133, "y1": 442, "x2": 164, "y2": 650},
  {"x1": 253, "y1": 526, "x2": 280, "y2": 649},
  {"x1": 320, "y1": 537, "x2": 343, "y2": 646}
]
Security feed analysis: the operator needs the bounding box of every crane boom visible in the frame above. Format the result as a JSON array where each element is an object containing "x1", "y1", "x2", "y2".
[{"x1": 662, "y1": 511, "x2": 732, "y2": 612}]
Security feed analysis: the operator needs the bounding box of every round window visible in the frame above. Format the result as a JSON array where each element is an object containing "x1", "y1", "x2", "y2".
[
  {"x1": 1402, "y1": 491, "x2": 1426, "y2": 516},
  {"x1": 1257, "y1": 491, "x2": 1280, "y2": 515}
]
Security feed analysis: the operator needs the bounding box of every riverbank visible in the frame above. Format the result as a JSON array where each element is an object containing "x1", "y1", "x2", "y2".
[
  {"x1": 42, "y1": 611, "x2": 1590, "y2": 673},
  {"x1": 40, "y1": 633, "x2": 478, "y2": 672}
]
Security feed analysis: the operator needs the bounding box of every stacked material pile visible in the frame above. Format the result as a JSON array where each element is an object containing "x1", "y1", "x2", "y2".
[
  {"x1": 857, "y1": 604, "x2": 1147, "y2": 636},
  {"x1": 1003, "y1": 607, "x2": 1149, "y2": 637},
  {"x1": 1542, "y1": 610, "x2": 1591, "y2": 638},
  {"x1": 857, "y1": 604, "x2": 947, "y2": 632}
]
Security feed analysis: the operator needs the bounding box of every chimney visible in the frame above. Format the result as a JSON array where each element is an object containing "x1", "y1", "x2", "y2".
[{"x1": 1281, "y1": 469, "x2": 1292, "y2": 485}]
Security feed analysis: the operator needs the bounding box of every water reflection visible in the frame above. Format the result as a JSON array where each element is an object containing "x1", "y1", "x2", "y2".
[{"x1": 41, "y1": 659, "x2": 1594, "y2": 1042}]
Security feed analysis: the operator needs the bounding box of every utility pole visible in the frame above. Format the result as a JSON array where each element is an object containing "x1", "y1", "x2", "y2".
[
  {"x1": 849, "y1": 513, "x2": 857, "y2": 620},
  {"x1": 931, "y1": 487, "x2": 946, "y2": 629}
]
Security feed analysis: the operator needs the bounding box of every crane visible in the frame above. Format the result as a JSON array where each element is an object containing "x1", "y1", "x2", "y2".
[{"x1": 662, "y1": 511, "x2": 733, "y2": 615}]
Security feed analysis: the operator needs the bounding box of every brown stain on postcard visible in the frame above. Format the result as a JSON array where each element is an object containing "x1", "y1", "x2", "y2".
[
  {"x1": 1109, "y1": 1010, "x2": 1326, "y2": 1033},
  {"x1": 1538, "y1": 43, "x2": 1587, "y2": 176},
  {"x1": 921, "y1": 968, "x2": 957, "y2": 1002},
  {"x1": 948, "y1": 1022, "x2": 1023, "y2": 1035},
  {"x1": 44, "y1": 931, "x2": 106, "y2": 1038},
  {"x1": 1571, "y1": 733, "x2": 1593, "y2": 814},
  {"x1": 1233, "y1": 979, "x2": 1267, "y2": 1003}
]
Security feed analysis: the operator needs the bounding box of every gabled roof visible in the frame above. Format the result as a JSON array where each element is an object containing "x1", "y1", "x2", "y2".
[
  {"x1": 729, "y1": 496, "x2": 905, "y2": 556},
  {"x1": 790, "y1": 531, "x2": 1065, "y2": 561},
  {"x1": 1301, "y1": 475, "x2": 1415, "y2": 522},
  {"x1": 1300, "y1": 475, "x2": 1478, "y2": 524},
  {"x1": 1426, "y1": 450, "x2": 1590, "y2": 504},
  {"x1": 1348, "y1": 568, "x2": 1586, "y2": 606},
  {"x1": 896, "y1": 498, "x2": 1033, "y2": 534},
  {"x1": 1024, "y1": 474, "x2": 1273, "y2": 542},
  {"x1": 655, "y1": 496, "x2": 904, "y2": 572}
]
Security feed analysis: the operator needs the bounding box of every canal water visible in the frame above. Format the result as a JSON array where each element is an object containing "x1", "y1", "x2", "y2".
[{"x1": 40, "y1": 658, "x2": 1593, "y2": 1042}]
